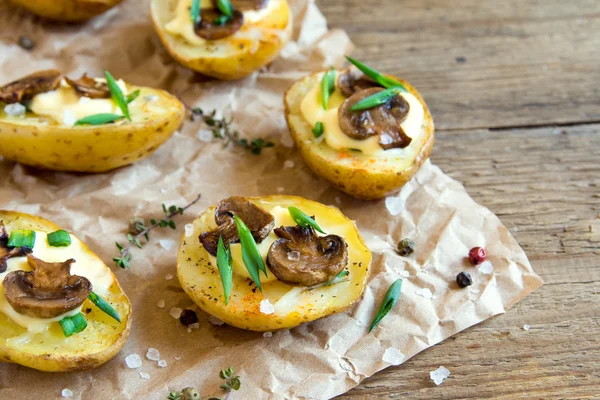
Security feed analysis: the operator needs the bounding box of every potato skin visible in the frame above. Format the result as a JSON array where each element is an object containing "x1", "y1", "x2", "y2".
[
  {"x1": 0, "y1": 210, "x2": 132, "y2": 372},
  {"x1": 150, "y1": 0, "x2": 292, "y2": 80},
  {"x1": 284, "y1": 72, "x2": 435, "y2": 200},
  {"x1": 8, "y1": 0, "x2": 124, "y2": 21},
  {"x1": 0, "y1": 86, "x2": 185, "y2": 173}
]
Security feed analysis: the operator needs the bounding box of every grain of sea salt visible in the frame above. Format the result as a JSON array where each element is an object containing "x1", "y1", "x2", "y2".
[
  {"x1": 208, "y1": 315, "x2": 225, "y2": 326},
  {"x1": 197, "y1": 129, "x2": 213, "y2": 142},
  {"x1": 61, "y1": 389, "x2": 73, "y2": 398},
  {"x1": 185, "y1": 223, "x2": 194, "y2": 237},
  {"x1": 125, "y1": 353, "x2": 142, "y2": 369},
  {"x1": 157, "y1": 299, "x2": 165, "y2": 308},
  {"x1": 430, "y1": 366, "x2": 451, "y2": 385},
  {"x1": 188, "y1": 323, "x2": 200, "y2": 330},
  {"x1": 159, "y1": 239, "x2": 175, "y2": 251},
  {"x1": 169, "y1": 307, "x2": 183, "y2": 319},
  {"x1": 260, "y1": 299, "x2": 275, "y2": 315},
  {"x1": 263, "y1": 332, "x2": 273, "y2": 338},
  {"x1": 164, "y1": 273, "x2": 174, "y2": 280},
  {"x1": 287, "y1": 250, "x2": 301, "y2": 261},
  {"x1": 139, "y1": 372, "x2": 151, "y2": 380},
  {"x1": 146, "y1": 348, "x2": 160, "y2": 362},
  {"x1": 479, "y1": 261, "x2": 494, "y2": 274},
  {"x1": 382, "y1": 347, "x2": 405, "y2": 365},
  {"x1": 523, "y1": 324, "x2": 531, "y2": 331},
  {"x1": 4, "y1": 103, "x2": 26, "y2": 117},
  {"x1": 158, "y1": 360, "x2": 168, "y2": 368},
  {"x1": 415, "y1": 288, "x2": 433, "y2": 299},
  {"x1": 283, "y1": 160, "x2": 295, "y2": 169}
]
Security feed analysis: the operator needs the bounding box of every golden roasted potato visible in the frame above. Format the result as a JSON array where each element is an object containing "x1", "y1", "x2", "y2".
[
  {"x1": 151, "y1": 0, "x2": 292, "y2": 80},
  {"x1": 0, "y1": 73, "x2": 185, "y2": 173},
  {"x1": 284, "y1": 71, "x2": 435, "y2": 200},
  {"x1": 0, "y1": 210, "x2": 131, "y2": 372},
  {"x1": 177, "y1": 195, "x2": 371, "y2": 332},
  {"x1": 7, "y1": 0, "x2": 124, "y2": 21}
]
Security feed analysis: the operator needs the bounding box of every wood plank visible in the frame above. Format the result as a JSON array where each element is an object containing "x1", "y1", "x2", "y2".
[{"x1": 318, "y1": 0, "x2": 600, "y2": 130}]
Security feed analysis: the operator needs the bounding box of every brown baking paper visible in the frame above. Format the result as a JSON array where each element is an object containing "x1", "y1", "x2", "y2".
[{"x1": 0, "y1": 0, "x2": 542, "y2": 398}]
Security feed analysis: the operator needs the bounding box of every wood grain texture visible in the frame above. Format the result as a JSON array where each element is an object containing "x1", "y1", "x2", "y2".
[{"x1": 315, "y1": 0, "x2": 600, "y2": 398}]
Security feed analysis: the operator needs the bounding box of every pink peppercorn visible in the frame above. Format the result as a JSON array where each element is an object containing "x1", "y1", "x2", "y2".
[{"x1": 468, "y1": 247, "x2": 486, "y2": 265}]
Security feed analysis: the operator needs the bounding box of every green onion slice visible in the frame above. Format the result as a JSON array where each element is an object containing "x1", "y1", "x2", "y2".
[
  {"x1": 345, "y1": 56, "x2": 406, "y2": 90},
  {"x1": 320, "y1": 68, "x2": 336, "y2": 110},
  {"x1": 233, "y1": 215, "x2": 267, "y2": 291},
  {"x1": 216, "y1": 236, "x2": 233, "y2": 305},
  {"x1": 369, "y1": 279, "x2": 402, "y2": 332},
  {"x1": 350, "y1": 87, "x2": 405, "y2": 111},
  {"x1": 47, "y1": 230, "x2": 71, "y2": 247},
  {"x1": 190, "y1": 0, "x2": 201, "y2": 22},
  {"x1": 217, "y1": 0, "x2": 234, "y2": 18},
  {"x1": 312, "y1": 122, "x2": 324, "y2": 138},
  {"x1": 74, "y1": 113, "x2": 125, "y2": 126},
  {"x1": 88, "y1": 291, "x2": 121, "y2": 322},
  {"x1": 126, "y1": 89, "x2": 140, "y2": 104},
  {"x1": 105, "y1": 71, "x2": 131, "y2": 121},
  {"x1": 305, "y1": 270, "x2": 349, "y2": 291},
  {"x1": 288, "y1": 206, "x2": 325, "y2": 234},
  {"x1": 7, "y1": 229, "x2": 36, "y2": 249},
  {"x1": 59, "y1": 313, "x2": 87, "y2": 337}
]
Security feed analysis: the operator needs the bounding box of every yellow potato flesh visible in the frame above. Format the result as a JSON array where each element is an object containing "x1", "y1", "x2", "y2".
[
  {"x1": 151, "y1": 0, "x2": 292, "y2": 80},
  {"x1": 177, "y1": 195, "x2": 371, "y2": 332},
  {"x1": 8, "y1": 0, "x2": 124, "y2": 21},
  {"x1": 284, "y1": 72, "x2": 435, "y2": 200},
  {"x1": 0, "y1": 86, "x2": 185, "y2": 173},
  {"x1": 0, "y1": 211, "x2": 131, "y2": 372}
]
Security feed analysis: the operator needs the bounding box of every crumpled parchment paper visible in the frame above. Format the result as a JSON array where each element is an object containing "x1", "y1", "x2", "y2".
[{"x1": 0, "y1": 0, "x2": 543, "y2": 398}]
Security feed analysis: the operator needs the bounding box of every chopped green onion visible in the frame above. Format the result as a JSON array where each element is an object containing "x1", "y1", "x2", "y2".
[
  {"x1": 74, "y1": 113, "x2": 124, "y2": 126},
  {"x1": 190, "y1": 0, "x2": 201, "y2": 22},
  {"x1": 320, "y1": 68, "x2": 336, "y2": 109},
  {"x1": 288, "y1": 206, "x2": 325, "y2": 234},
  {"x1": 47, "y1": 230, "x2": 71, "y2": 247},
  {"x1": 59, "y1": 313, "x2": 87, "y2": 337},
  {"x1": 216, "y1": 236, "x2": 233, "y2": 305},
  {"x1": 126, "y1": 89, "x2": 140, "y2": 104},
  {"x1": 217, "y1": 0, "x2": 234, "y2": 18},
  {"x1": 345, "y1": 56, "x2": 406, "y2": 90},
  {"x1": 369, "y1": 279, "x2": 402, "y2": 333},
  {"x1": 7, "y1": 229, "x2": 36, "y2": 249},
  {"x1": 88, "y1": 291, "x2": 120, "y2": 322},
  {"x1": 312, "y1": 122, "x2": 324, "y2": 138},
  {"x1": 233, "y1": 215, "x2": 267, "y2": 291},
  {"x1": 350, "y1": 87, "x2": 404, "y2": 111},
  {"x1": 105, "y1": 71, "x2": 131, "y2": 121}
]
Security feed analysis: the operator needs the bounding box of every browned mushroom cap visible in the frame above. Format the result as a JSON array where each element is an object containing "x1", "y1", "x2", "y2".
[
  {"x1": 337, "y1": 67, "x2": 381, "y2": 97},
  {"x1": 0, "y1": 222, "x2": 32, "y2": 273},
  {"x1": 200, "y1": 197, "x2": 275, "y2": 256},
  {"x1": 195, "y1": 9, "x2": 244, "y2": 40},
  {"x1": 266, "y1": 225, "x2": 348, "y2": 287},
  {"x1": 65, "y1": 73, "x2": 110, "y2": 99},
  {"x1": 338, "y1": 87, "x2": 412, "y2": 150},
  {"x1": 229, "y1": 0, "x2": 268, "y2": 10},
  {"x1": 0, "y1": 69, "x2": 62, "y2": 104},
  {"x1": 2, "y1": 254, "x2": 92, "y2": 319}
]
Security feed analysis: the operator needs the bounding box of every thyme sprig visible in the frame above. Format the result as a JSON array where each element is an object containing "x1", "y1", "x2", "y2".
[
  {"x1": 113, "y1": 194, "x2": 202, "y2": 268},
  {"x1": 167, "y1": 367, "x2": 241, "y2": 400}
]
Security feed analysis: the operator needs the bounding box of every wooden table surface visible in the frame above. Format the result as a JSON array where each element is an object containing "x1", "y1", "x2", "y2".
[{"x1": 317, "y1": 0, "x2": 600, "y2": 398}]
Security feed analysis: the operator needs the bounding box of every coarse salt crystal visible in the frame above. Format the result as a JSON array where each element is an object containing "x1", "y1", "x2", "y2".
[
  {"x1": 61, "y1": 389, "x2": 73, "y2": 398},
  {"x1": 415, "y1": 288, "x2": 433, "y2": 299},
  {"x1": 174, "y1": 356, "x2": 181, "y2": 361},
  {"x1": 208, "y1": 315, "x2": 225, "y2": 326},
  {"x1": 283, "y1": 160, "x2": 295, "y2": 169},
  {"x1": 260, "y1": 299, "x2": 275, "y2": 315},
  {"x1": 185, "y1": 223, "x2": 194, "y2": 237},
  {"x1": 4, "y1": 103, "x2": 26, "y2": 117},
  {"x1": 479, "y1": 261, "x2": 494, "y2": 274},
  {"x1": 188, "y1": 322, "x2": 200, "y2": 330},
  {"x1": 169, "y1": 307, "x2": 183, "y2": 319},
  {"x1": 523, "y1": 324, "x2": 531, "y2": 331},
  {"x1": 158, "y1": 360, "x2": 168, "y2": 368},
  {"x1": 430, "y1": 366, "x2": 451, "y2": 386},
  {"x1": 144, "y1": 94, "x2": 159, "y2": 102},
  {"x1": 157, "y1": 299, "x2": 165, "y2": 308},
  {"x1": 287, "y1": 250, "x2": 301, "y2": 261},
  {"x1": 385, "y1": 196, "x2": 404, "y2": 216},
  {"x1": 263, "y1": 332, "x2": 273, "y2": 338},
  {"x1": 139, "y1": 372, "x2": 150, "y2": 380},
  {"x1": 62, "y1": 109, "x2": 76, "y2": 126},
  {"x1": 159, "y1": 239, "x2": 175, "y2": 251},
  {"x1": 197, "y1": 129, "x2": 213, "y2": 142},
  {"x1": 164, "y1": 273, "x2": 174, "y2": 280},
  {"x1": 276, "y1": 187, "x2": 285, "y2": 193},
  {"x1": 125, "y1": 353, "x2": 142, "y2": 369},
  {"x1": 382, "y1": 347, "x2": 405, "y2": 365},
  {"x1": 146, "y1": 348, "x2": 160, "y2": 362}
]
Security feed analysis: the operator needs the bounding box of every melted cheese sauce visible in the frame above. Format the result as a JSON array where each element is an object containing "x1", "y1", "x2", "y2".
[
  {"x1": 0, "y1": 231, "x2": 114, "y2": 333},
  {"x1": 165, "y1": 0, "x2": 280, "y2": 46},
  {"x1": 29, "y1": 79, "x2": 128, "y2": 126},
  {"x1": 300, "y1": 72, "x2": 425, "y2": 156}
]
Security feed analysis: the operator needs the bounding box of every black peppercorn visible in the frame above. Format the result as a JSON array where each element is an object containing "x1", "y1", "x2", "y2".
[
  {"x1": 397, "y1": 238, "x2": 415, "y2": 256},
  {"x1": 456, "y1": 272, "x2": 473, "y2": 288},
  {"x1": 18, "y1": 36, "x2": 35, "y2": 50},
  {"x1": 179, "y1": 309, "x2": 198, "y2": 326}
]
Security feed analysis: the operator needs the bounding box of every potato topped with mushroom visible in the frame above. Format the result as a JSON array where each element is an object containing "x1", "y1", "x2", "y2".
[
  {"x1": 151, "y1": 0, "x2": 292, "y2": 80},
  {"x1": 177, "y1": 195, "x2": 371, "y2": 331},
  {"x1": 284, "y1": 57, "x2": 435, "y2": 200},
  {"x1": 0, "y1": 70, "x2": 184, "y2": 172}
]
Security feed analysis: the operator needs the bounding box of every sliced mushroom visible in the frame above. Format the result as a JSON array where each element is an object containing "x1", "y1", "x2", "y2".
[
  {"x1": 0, "y1": 70, "x2": 62, "y2": 104},
  {"x1": 65, "y1": 73, "x2": 111, "y2": 99},
  {"x1": 338, "y1": 87, "x2": 412, "y2": 150},
  {"x1": 229, "y1": 0, "x2": 268, "y2": 10},
  {"x1": 337, "y1": 67, "x2": 381, "y2": 97},
  {"x1": 195, "y1": 9, "x2": 244, "y2": 40},
  {"x1": 200, "y1": 197, "x2": 275, "y2": 256},
  {"x1": 0, "y1": 222, "x2": 32, "y2": 273},
  {"x1": 267, "y1": 225, "x2": 348, "y2": 287},
  {"x1": 3, "y1": 254, "x2": 92, "y2": 319}
]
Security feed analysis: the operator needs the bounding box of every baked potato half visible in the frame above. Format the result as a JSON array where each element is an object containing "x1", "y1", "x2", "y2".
[
  {"x1": 284, "y1": 67, "x2": 435, "y2": 200},
  {"x1": 177, "y1": 195, "x2": 371, "y2": 332},
  {"x1": 0, "y1": 71, "x2": 185, "y2": 173},
  {"x1": 7, "y1": 0, "x2": 124, "y2": 21},
  {"x1": 151, "y1": 0, "x2": 292, "y2": 80},
  {"x1": 0, "y1": 210, "x2": 131, "y2": 372}
]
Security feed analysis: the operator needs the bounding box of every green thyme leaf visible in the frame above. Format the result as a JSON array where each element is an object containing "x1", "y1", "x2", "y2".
[
  {"x1": 345, "y1": 56, "x2": 406, "y2": 90},
  {"x1": 216, "y1": 236, "x2": 233, "y2": 305},
  {"x1": 233, "y1": 215, "x2": 266, "y2": 291},
  {"x1": 126, "y1": 89, "x2": 140, "y2": 104},
  {"x1": 320, "y1": 67, "x2": 336, "y2": 109},
  {"x1": 88, "y1": 291, "x2": 121, "y2": 322},
  {"x1": 105, "y1": 71, "x2": 131, "y2": 121},
  {"x1": 190, "y1": 0, "x2": 201, "y2": 22},
  {"x1": 350, "y1": 87, "x2": 404, "y2": 111},
  {"x1": 217, "y1": 0, "x2": 234, "y2": 17},
  {"x1": 74, "y1": 113, "x2": 125, "y2": 126},
  {"x1": 369, "y1": 279, "x2": 402, "y2": 333},
  {"x1": 288, "y1": 206, "x2": 325, "y2": 234},
  {"x1": 312, "y1": 121, "x2": 324, "y2": 138}
]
